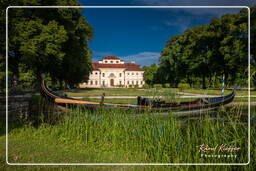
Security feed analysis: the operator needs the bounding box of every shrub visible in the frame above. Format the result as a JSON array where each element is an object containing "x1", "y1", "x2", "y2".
[
  {"x1": 178, "y1": 83, "x2": 190, "y2": 91},
  {"x1": 153, "y1": 84, "x2": 162, "y2": 89},
  {"x1": 129, "y1": 85, "x2": 133, "y2": 88},
  {"x1": 143, "y1": 84, "x2": 150, "y2": 89},
  {"x1": 163, "y1": 83, "x2": 171, "y2": 88}
]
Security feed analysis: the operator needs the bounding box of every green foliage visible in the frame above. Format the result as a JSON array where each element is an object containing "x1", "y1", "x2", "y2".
[
  {"x1": 178, "y1": 83, "x2": 190, "y2": 92},
  {"x1": 157, "y1": 7, "x2": 252, "y2": 88},
  {"x1": 3, "y1": 106, "x2": 251, "y2": 165},
  {"x1": 143, "y1": 64, "x2": 158, "y2": 85},
  {"x1": 1, "y1": 0, "x2": 93, "y2": 90},
  {"x1": 18, "y1": 19, "x2": 67, "y2": 77},
  {"x1": 153, "y1": 84, "x2": 162, "y2": 89},
  {"x1": 134, "y1": 84, "x2": 139, "y2": 89},
  {"x1": 163, "y1": 83, "x2": 171, "y2": 88},
  {"x1": 142, "y1": 83, "x2": 150, "y2": 89},
  {"x1": 250, "y1": 6, "x2": 256, "y2": 87}
]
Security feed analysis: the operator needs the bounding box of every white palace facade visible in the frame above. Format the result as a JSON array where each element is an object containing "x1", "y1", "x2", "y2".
[{"x1": 79, "y1": 56, "x2": 145, "y2": 88}]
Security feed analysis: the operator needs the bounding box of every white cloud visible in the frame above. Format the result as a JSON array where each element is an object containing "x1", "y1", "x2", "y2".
[
  {"x1": 122, "y1": 52, "x2": 160, "y2": 66},
  {"x1": 92, "y1": 51, "x2": 160, "y2": 66}
]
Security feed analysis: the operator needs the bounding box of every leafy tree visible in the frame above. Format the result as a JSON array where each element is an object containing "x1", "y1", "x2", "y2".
[
  {"x1": 157, "y1": 7, "x2": 251, "y2": 89},
  {"x1": 0, "y1": 0, "x2": 93, "y2": 91},
  {"x1": 143, "y1": 64, "x2": 158, "y2": 85},
  {"x1": 251, "y1": 6, "x2": 256, "y2": 87}
]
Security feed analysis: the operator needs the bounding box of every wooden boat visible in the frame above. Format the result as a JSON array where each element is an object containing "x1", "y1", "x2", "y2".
[{"x1": 40, "y1": 80, "x2": 235, "y2": 112}]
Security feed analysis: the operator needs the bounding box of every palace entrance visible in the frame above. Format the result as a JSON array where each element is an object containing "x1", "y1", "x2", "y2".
[{"x1": 110, "y1": 79, "x2": 114, "y2": 86}]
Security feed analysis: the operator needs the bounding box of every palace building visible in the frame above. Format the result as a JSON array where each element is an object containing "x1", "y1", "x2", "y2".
[{"x1": 79, "y1": 56, "x2": 145, "y2": 88}]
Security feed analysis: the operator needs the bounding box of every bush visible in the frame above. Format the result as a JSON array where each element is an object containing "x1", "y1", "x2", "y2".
[
  {"x1": 178, "y1": 83, "x2": 190, "y2": 91},
  {"x1": 163, "y1": 83, "x2": 171, "y2": 88},
  {"x1": 128, "y1": 85, "x2": 133, "y2": 88},
  {"x1": 153, "y1": 84, "x2": 162, "y2": 89},
  {"x1": 143, "y1": 84, "x2": 150, "y2": 89}
]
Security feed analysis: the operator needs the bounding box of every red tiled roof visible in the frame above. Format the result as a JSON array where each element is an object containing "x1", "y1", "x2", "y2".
[
  {"x1": 93, "y1": 63, "x2": 144, "y2": 71},
  {"x1": 103, "y1": 56, "x2": 121, "y2": 60}
]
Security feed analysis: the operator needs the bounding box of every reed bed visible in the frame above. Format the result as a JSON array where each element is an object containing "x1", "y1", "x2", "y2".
[{"x1": 7, "y1": 105, "x2": 253, "y2": 165}]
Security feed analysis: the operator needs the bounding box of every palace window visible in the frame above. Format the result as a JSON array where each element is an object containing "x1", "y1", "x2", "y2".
[
  {"x1": 110, "y1": 61, "x2": 113, "y2": 63},
  {"x1": 127, "y1": 73, "x2": 129, "y2": 75},
  {"x1": 127, "y1": 81, "x2": 129, "y2": 84},
  {"x1": 136, "y1": 73, "x2": 138, "y2": 75},
  {"x1": 104, "y1": 61, "x2": 107, "y2": 63},
  {"x1": 116, "y1": 61, "x2": 119, "y2": 63},
  {"x1": 95, "y1": 81, "x2": 98, "y2": 85},
  {"x1": 102, "y1": 81, "x2": 105, "y2": 85},
  {"x1": 132, "y1": 73, "x2": 134, "y2": 75},
  {"x1": 102, "y1": 73, "x2": 105, "y2": 77},
  {"x1": 90, "y1": 81, "x2": 93, "y2": 85},
  {"x1": 95, "y1": 72, "x2": 98, "y2": 75},
  {"x1": 119, "y1": 73, "x2": 122, "y2": 77},
  {"x1": 119, "y1": 81, "x2": 122, "y2": 85},
  {"x1": 132, "y1": 81, "x2": 134, "y2": 85},
  {"x1": 141, "y1": 81, "x2": 143, "y2": 84},
  {"x1": 136, "y1": 81, "x2": 138, "y2": 85}
]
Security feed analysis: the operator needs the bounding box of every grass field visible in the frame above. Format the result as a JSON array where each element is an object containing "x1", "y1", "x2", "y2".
[
  {"x1": 62, "y1": 87, "x2": 253, "y2": 97},
  {"x1": 79, "y1": 97, "x2": 255, "y2": 104},
  {"x1": 1, "y1": 104, "x2": 255, "y2": 170}
]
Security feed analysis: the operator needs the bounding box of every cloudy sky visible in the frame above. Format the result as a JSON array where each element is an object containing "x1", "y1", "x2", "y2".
[{"x1": 78, "y1": 0, "x2": 254, "y2": 66}]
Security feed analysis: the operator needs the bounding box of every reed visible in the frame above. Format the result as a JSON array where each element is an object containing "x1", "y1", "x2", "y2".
[{"x1": 6, "y1": 105, "x2": 252, "y2": 166}]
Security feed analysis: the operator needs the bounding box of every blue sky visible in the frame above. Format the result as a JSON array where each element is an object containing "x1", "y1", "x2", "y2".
[{"x1": 78, "y1": 0, "x2": 254, "y2": 66}]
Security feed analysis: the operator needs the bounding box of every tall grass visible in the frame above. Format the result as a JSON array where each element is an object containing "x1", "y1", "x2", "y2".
[{"x1": 8, "y1": 106, "x2": 251, "y2": 164}]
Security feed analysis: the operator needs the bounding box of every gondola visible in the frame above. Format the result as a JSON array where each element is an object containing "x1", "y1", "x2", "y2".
[{"x1": 40, "y1": 80, "x2": 235, "y2": 112}]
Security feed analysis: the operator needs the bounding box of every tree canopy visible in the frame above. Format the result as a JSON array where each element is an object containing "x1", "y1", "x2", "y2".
[
  {"x1": 157, "y1": 7, "x2": 253, "y2": 89},
  {"x1": 0, "y1": 0, "x2": 93, "y2": 91}
]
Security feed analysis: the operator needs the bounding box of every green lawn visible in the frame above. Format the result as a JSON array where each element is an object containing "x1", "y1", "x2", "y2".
[
  {"x1": 62, "y1": 88, "x2": 253, "y2": 98},
  {"x1": 81, "y1": 97, "x2": 256, "y2": 104},
  {"x1": 60, "y1": 87, "x2": 254, "y2": 104},
  {"x1": 61, "y1": 88, "x2": 156, "y2": 97},
  {"x1": 180, "y1": 88, "x2": 252, "y2": 96}
]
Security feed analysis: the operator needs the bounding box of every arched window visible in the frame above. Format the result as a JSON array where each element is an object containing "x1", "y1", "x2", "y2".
[{"x1": 109, "y1": 73, "x2": 115, "y2": 77}]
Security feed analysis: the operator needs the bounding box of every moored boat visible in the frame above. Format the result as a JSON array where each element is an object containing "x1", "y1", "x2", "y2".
[{"x1": 40, "y1": 80, "x2": 235, "y2": 112}]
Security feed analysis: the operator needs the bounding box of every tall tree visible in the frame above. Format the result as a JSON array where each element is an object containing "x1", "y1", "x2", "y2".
[
  {"x1": 143, "y1": 64, "x2": 158, "y2": 85},
  {"x1": 0, "y1": 0, "x2": 93, "y2": 90},
  {"x1": 158, "y1": 7, "x2": 250, "y2": 89},
  {"x1": 251, "y1": 6, "x2": 256, "y2": 87}
]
